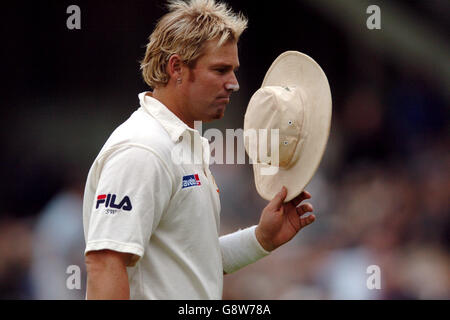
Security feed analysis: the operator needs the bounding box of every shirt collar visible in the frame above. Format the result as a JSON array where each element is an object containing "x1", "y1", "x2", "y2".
[{"x1": 138, "y1": 91, "x2": 197, "y2": 143}]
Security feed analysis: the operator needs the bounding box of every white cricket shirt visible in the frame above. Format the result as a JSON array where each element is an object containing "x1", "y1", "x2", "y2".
[{"x1": 83, "y1": 92, "x2": 223, "y2": 299}]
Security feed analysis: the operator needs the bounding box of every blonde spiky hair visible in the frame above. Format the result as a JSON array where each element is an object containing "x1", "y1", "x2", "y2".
[{"x1": 140, "y1": 0, "x2": 248, "y2": 89}]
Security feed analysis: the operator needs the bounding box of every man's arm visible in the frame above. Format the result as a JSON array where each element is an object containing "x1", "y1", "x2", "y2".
[{"x1": 85, "y1": 249, "x2": 134, "y2": 300}]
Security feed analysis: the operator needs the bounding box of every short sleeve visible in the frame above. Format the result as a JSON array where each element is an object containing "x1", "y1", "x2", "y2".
[{"x1": 84, "y1": 145, "x2": 173, "y2": 266}]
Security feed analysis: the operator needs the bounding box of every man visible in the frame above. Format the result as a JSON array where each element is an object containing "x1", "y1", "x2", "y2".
[{"x1": 83, "y1": 0, "x2": 315, "y2": 300}]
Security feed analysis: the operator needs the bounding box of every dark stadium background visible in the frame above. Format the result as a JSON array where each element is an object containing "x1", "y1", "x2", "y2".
[{"x1": 0, "y1": 0, "x2": 448, "y2": 299}]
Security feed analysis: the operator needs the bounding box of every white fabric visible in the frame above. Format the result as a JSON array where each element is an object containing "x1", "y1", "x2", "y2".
[
  {"x1": 83, "y1": 92, "x2": 223, "y2": 299},
  {"x1": 219, "y1": 225, "x2": 270, "y2": 274}
]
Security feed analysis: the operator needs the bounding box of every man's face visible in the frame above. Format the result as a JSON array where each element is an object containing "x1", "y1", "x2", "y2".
[{"x1": 181, "y1": 39, "x2": 240, "y2": 123}]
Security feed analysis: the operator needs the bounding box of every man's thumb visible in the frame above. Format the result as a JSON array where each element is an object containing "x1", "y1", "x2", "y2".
[{"x1": 269, "y1": 186, "x2": 287, "y2": 210}]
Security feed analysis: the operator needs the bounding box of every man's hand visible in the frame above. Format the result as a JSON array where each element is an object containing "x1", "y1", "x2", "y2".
[{"x1": 255, "y1": 186, "x2": 315, "y2": 252}]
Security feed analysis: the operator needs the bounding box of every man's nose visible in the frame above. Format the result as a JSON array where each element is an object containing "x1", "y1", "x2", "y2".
[
  {"x1": 225, "y1": 72, "x2": 239, "y2": 92},
  {"x1": 225, "y1": 83, "x2": 239, "y2": 92}
]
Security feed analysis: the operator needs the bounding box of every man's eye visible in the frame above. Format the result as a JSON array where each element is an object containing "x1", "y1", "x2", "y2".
[{"x1": 215, "y1": 68, "x2": 227, "y2": 74}]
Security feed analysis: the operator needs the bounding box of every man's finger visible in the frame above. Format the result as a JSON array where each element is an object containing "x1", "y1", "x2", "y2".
[
  {"x1": 290, "y1": 190, "x2": 312, "y2": 207},
  {"x1": 296, "y1": 203, "x2": 313, "y2": 216},
  {"x1": 300, "y1": 214, "x2": 316, "y2": 228},
  {"x1": 267, "y1": 186, "x2": 288, "y2": 211}
]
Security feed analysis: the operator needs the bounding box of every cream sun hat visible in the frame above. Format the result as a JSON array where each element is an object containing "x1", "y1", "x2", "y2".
[{"x1": 244, "y1": 51, "x2": 332, "y2": 202}]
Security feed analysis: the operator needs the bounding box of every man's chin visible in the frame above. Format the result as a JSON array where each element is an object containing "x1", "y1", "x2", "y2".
[
  {"x1": 211, "y1": 105, "x2": 226, "y2": 120},
  {"x1": 212, "y1": 111, "x2": 224, "y2": 119},
  {"x1": 199, "y1": 104, "x2": 226, "y2": 122}
]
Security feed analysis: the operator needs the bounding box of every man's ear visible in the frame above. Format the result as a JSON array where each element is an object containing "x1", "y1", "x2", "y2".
[{"x1": 167, "y1": 54, "x2": 183, "y2": 80}]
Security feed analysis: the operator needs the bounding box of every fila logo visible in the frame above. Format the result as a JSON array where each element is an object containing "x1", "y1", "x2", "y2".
[
  {"x1": 182, "y1": 174, "x2": 201, "y2": 189},
  {"x1": 96, "y1": 194, "x2": 132, "y2": 211}
]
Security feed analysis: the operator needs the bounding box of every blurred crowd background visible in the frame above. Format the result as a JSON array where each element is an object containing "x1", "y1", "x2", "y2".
[{"x1": 0, "y1": 0, "x2": 448, "y2": 299}]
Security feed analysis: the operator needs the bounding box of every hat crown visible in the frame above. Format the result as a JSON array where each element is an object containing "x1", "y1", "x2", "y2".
[
  {"x1": 243, "y1": 51, "x2": 332, "y2": 202},
  {"x1": 244, "y1": 85, "x2": 305, "y2": 168}
]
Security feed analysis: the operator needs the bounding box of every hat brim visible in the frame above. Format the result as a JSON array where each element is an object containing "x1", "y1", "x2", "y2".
[{"x1": 251, "y1": 51, "x2": 332, "y2": 202}]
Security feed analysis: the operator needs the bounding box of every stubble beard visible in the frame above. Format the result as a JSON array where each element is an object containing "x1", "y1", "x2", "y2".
[{"x1": 212, "y1": 104, "x2": 226, "y2": 120}]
